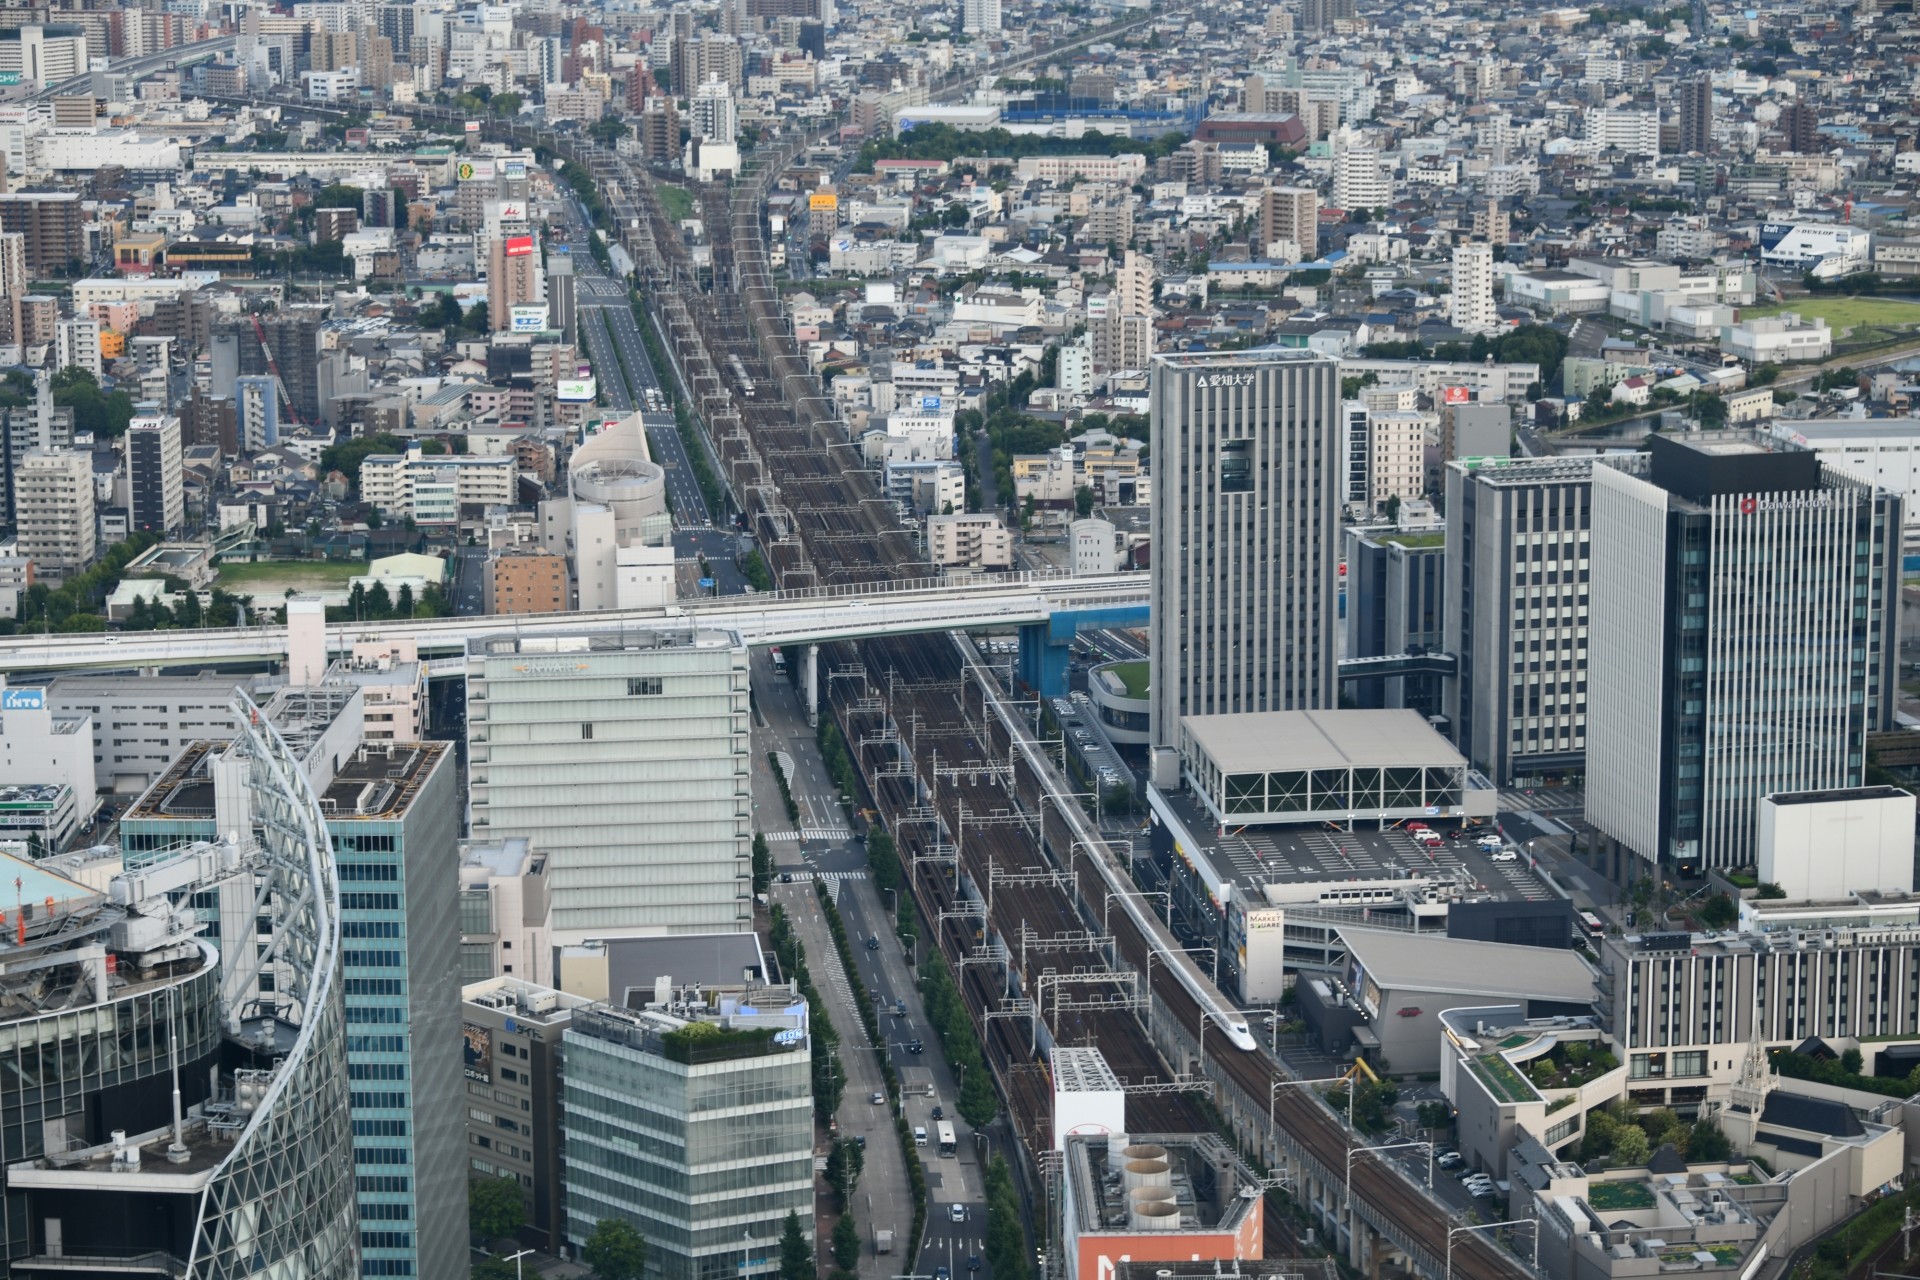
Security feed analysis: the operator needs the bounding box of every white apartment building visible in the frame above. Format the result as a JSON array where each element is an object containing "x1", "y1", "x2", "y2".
[
  {"x1": 1449, "y1": 241, "x2": 1498, "y2": 333},
  {"x1": 14, "y1": 450, "x2": 94, "y2": 581},
  {"x1": 361, "y1": 445, "x2": 516, "y2": 524},
  {"x1": 54, "y1": 317, "x2": 101, "y2": 380},
  {"x1": 1013, "y1": 155, "x2": 1148, "y2": 185},
  {"x1": 465, "y1": 629, "x2": 752, "y2": 943},
  {"x1": 1582, "y1": 108, "x2": 1660, "y2": 157},
  {"x1": 928, "y1": 513, "x2": 1013, "y2": 569},
  {"x1": 962, "y1": 0, "x2": 1002, "y2": 33},
  {"x1": 1331, "y1": 145, "x2": 1392, "y2": 213}
]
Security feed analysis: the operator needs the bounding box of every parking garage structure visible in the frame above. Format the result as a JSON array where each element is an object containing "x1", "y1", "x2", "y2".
[{"x1": 1145, "y1": 709, "x2": 1523, "y2": 1005}]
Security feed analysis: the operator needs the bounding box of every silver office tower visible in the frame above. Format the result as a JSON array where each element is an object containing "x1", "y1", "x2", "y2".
[
  {"x1": 1443, "y1": 456, "x2": 1597, "y2": 787},
  {"x1": 1148, "y1": 350, "x2": 1341, "y2": 746},
  {"x1": 466, "y1": 629, "x2": 753, "y2": 943},
  {"x1": 1586, "y1": 435, "x2": 1900, "y2": 873}
]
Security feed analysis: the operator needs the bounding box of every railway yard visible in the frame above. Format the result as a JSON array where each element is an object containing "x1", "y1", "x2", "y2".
[{"x1": 546, "y1": 113, "x2": 1534, "y2": 1280}]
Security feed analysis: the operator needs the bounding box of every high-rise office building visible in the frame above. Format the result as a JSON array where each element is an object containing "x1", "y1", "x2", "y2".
[
  {"x1": 125, "y1": 412, "x2": 184, "y2": 537},
  {"x1": 1344, "y1": 523, "x2": 1445, "y2": 717},
  {"x1": 1148, "y1": 350, "x2": 1341, "y2": 745},
  {"x1": 0, "y1": 696, "x2": 357, "y2": 1278},
  {"x1": 1677, "y1": 75, "x2": 1712, "y2": 155},
  {"x1": 638, "y1": 94, "x2": 679, "y2": 163},
  {"x1": 1113, "y1": 250, "x2": 1154, "y2": 318},
  {"x1": 15, "y1": 450, "x2": 95, "y2": 581},
  {"x1": 186, "y1": 385, "x2": 239, "y2": 455},
  {"x1": 117, "y1": 687, "x2": 464, "y2": 1280},
  {"x1": 1258, "y1": 186, "x2": 1318, "y2": 260},
  {"x1": 1443, "y1": 456, "x2": 1596, "y2": 788},
  {"x1": 465, "y1": 629, "x2": 753, "y2": 942},
  {"x1": 962, "y1": 0, "x2": 1002, "y2": 32},
  {"x1": 1449, "y1": 241, "x2": 1497, "y2": 333},
  {"x1": 562, "y1": 995, "x2": 813, "y2": 1280},
  {"x1": 1586, "y1": 435, "x2": 1900, "y2": 873}
]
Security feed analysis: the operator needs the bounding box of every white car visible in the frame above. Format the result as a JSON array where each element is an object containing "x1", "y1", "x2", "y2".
[
  {"x1": 1476, "y1": 836, "x2": 1502, "y2": 851},
  {"x1": 1489, "y1": 850, "x2": 1518, "y2": 863}
]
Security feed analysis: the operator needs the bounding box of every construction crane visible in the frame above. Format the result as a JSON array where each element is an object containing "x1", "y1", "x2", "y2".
[{"x1": 249, "y1": 312, "x2": 302, "y2": 429}]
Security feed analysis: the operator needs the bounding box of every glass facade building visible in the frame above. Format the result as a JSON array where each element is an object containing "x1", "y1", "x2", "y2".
[
  {"x1": 1587, "y1": 436, "x2": 1901, "y2": 871},
  {"x1": 562, "y1": 1002, "x2": 813, "y2": 1280},
  {"x1": 2, "y1": 693, "x2": 356, "y2": 1278},
  {"x1": 112, "y1": 692, "x2": 463, "y2": 1280}
]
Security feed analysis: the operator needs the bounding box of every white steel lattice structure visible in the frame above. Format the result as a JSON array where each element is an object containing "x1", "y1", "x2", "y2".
[
  {"x1": 187, "y1": 693, "x2": 357, "y2": 1275},
  {"x1": 0, "y1": 694, "x2": 357, "y2": 1279}
]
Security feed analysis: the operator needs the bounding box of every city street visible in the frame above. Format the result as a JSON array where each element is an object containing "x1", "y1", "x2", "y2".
[{"x1": 751, "y1": 649, "x2": 991, "y2": 1279}]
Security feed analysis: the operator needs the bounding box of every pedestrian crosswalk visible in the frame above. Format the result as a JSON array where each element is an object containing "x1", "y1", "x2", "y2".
[{"x1": 763, "y1": 828, "x2": 855, "y2": 843}]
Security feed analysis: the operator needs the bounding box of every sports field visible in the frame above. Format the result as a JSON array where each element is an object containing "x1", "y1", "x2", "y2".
[{"x1": 1746, "y1": 296, "x2": 1920, "y2": 343}]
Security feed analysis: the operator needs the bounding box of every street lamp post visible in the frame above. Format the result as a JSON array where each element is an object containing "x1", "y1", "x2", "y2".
[
  {"x1": 1446, "y1": 1219, "x2": 1539, "y2": 1280},
  {"x1": 1346, "y1": 1139, "x2": 1433, "y2": 1209},
  {"x1": 1268, "y1": 1075, "x2": 1346, "y2": 1142},
  {"x1": 505, "y1": 1250, "x2": 534, "y2": 1280}
]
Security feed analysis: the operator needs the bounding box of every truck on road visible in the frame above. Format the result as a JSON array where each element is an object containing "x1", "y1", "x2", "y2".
[
  {"x1": 902, "y1": 1066, "x2": 936, "y2": 1097},
  {"x1": 875, "y1": 1229, "x2": 893, "y2": 1255}
]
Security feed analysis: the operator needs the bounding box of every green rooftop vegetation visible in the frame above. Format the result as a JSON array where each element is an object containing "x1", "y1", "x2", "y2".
[
  {"x1": 1468, "y1": 1053, "x2": 1539, "y2": 1105},
  {"x1": 659, "y1": 1021, "x2": 781, "y2": 1064},
  {"x1": 1382, "y1": 531, "x2": 1446, "y2": 549},
  {"x1": 1525, "y1": 1041, "x2": 1621, "y2": 1092},
  {"x1": 1105, "y1": 661, "x2": 1149, "y2": 699},
  {"x1": 1658, "y1": 1245, "x2": 1742, "y2": 1266},
  {"x1": 1587, "y1": 1180, "x2": 1656, "y2": 1211}
]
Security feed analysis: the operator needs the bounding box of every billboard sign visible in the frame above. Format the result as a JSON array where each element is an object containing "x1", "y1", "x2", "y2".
[
  {"x1": 808, "y1": 192, "x2": 838, "y2": 211},
  {"x1": 920, "y1": 396, "x2": 942, "y2": 411},
  {"x1": 503, "y1": 157, "x2": 527, "y2": 180},
  {"x1": 456, "y1": 159, "x2": 494, "y2": 182},
  {"x1": 511, "y1": 305, "x2": 549, "y2": 332},
  {"x1": 0, "y1": 688, "x2": 44, "y2": 711},
  {"x1": 1442, "y1": 386, "x2": 1470, "y2": 405},
  {"x1": 556, "y1": 378, "x2": 596, "y2": 402},
  {"x1": 504, "y1": 235, "x2": 533, "y2": 257},
  {"x1": 493, "y1": 200, "x2": 526, "y2": 222},
  {"x1": 464, "y1": 120, "x2": 480, "y2": 135},
  {"x1": 0, "y1": 73, "x2": 22, "y2": 86},
  {"x1": 463, "y1": 1023, "x2": 493, "y2": 1083}
]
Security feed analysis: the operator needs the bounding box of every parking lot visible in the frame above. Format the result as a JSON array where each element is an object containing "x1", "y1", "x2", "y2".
[{"x1": 1208, "y1": 822, "x2": 1559, "y2": 904}]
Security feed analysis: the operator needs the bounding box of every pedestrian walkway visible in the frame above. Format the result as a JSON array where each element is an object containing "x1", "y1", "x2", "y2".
[{"x1": 762, "y1": 830, "x2": 858, "y2": 845}]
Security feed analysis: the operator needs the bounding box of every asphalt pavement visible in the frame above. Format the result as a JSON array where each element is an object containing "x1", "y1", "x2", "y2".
[{"x1": 750, "y1": 649, "x2": 991, "y2": 1280}]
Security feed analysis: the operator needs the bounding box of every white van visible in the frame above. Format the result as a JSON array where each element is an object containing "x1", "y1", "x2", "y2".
[{"x1": 913, "y1": 1126, "x2": 927, "y2": 1147}]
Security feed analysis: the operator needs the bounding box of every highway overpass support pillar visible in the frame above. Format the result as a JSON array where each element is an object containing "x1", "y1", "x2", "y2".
[
  {"x1": 1017, "y1": 623, "x2": 1070, "y2": 698},
  {"x1": 802, "y1": 644, "x2": 819, "y2": 727}
]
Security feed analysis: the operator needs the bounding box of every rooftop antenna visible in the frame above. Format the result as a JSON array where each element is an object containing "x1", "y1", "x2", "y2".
[{"x1": 167, "y1": 989, "x2": 190, "y2": 1163}]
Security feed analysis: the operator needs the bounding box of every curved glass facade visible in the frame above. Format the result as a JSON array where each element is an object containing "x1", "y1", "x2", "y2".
[{"x1": 185, "y1": 695, "x2": 358, "y2": 1277}]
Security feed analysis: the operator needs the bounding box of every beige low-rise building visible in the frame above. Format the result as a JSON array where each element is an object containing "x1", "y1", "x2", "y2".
[{"x1": 928, "y1": 513, "x2": 1014, "y2": 569}]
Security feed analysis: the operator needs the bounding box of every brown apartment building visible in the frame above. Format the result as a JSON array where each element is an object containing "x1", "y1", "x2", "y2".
[
  {"x1": 0, "y1": 192, "x2": 83, "y2": 277},
  {"x1": 486, "y1": 550, "x2": 569, "y2": 614}
]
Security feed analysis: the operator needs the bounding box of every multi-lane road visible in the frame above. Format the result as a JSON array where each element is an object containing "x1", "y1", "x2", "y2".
[{"x1": 752, "y1": 649, "x2": 990, "y2": 1279}]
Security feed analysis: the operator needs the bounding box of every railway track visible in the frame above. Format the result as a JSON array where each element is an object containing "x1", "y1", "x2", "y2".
[{"x1": 545, "y1": 85, "x2": 1526, "y2": 1280}]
